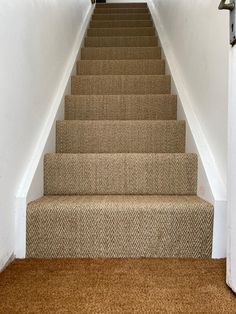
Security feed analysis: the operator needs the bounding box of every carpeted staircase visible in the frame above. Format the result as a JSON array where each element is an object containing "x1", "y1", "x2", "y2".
[{"x1": 27, "y1": 2, "x2": 214, "y2": 259}]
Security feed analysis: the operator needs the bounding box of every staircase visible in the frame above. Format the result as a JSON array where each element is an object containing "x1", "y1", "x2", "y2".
[{"x1": 27, "y1": 2, "x2": 213, "y2": 259}]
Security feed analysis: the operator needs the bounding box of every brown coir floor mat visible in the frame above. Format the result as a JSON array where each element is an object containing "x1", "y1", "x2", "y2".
[{"x1": 0, "y1": 258, "x2": 235, "y2": 313}]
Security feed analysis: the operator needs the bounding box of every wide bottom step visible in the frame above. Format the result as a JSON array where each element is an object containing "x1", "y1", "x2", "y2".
[{"x1": 27, "y1": 195, "x2": 213, "y2": 259}]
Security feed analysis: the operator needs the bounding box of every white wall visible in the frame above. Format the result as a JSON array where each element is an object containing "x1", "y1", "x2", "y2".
[
  {"x1": 0, "y1": 0, "x2": 92, "y2": 268},
  {"x1": 149, "y1": 0, "x2": 228, "y2": 187},
  {"x1": 148, "y1": 0, "x2": 229, "y2": 257}
]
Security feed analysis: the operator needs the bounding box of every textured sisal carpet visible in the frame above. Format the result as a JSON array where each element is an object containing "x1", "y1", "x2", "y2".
[
  {"x1": 0, "y1": 259, "x2": 235, "y2": 313},
  {"x1": 28, "y1": 3, "x2": 214, "y2": 259}
]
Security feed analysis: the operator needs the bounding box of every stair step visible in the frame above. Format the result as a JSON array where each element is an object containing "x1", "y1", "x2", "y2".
[
  {"x1": 90, "y1": 20, "x2": 153, "y2": 28},
  {"x1": 87, "y1": 27, "x2": 155, "y2": 37},
  {"x1": 85, "y1": 36, "x2": 158, "y2": 47},
  {"x1": 96, "y1": 3, "x2": 148, "y2": 8},
  {"x1": 81, "y1": 47, "x2": 161, "y2": 60},
  {"x1": 77, "y1": 60, "x2": 165, "y2": 75},
  {"x1": 94, "y1": 8, "x2": 149, "y2": 14},
  {"x1": 71, "y1": 75, "x2": 170, "y2": 95},
  {"x1": 92, "y1": 13, "x2": 151, "y2": 20},
  {"x1": 56, "y1": 120, "x2": 185, "y2": 153},
  {"x1": 44, "y1": 153, "x2": 197, "y2": 195},
  {"x1": 65, "y1": 95, "x2": 177, "y2": 120},
  {"x1": 26, "y1": 195, "x2": 213, "y2": 258}
]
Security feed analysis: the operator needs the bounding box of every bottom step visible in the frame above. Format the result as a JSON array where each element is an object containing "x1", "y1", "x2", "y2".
[{"x1": 27, "y1": 195, "x2": 213, "y2": 258}]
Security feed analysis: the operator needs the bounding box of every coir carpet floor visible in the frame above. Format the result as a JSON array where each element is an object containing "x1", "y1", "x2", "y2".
[{"x1": 0, "y1": 258, "x2": 235, "y2": 313}]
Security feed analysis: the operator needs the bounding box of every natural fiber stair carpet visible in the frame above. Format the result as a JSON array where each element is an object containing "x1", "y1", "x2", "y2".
[
  {"x1": 0, "y1": 259, "x2": 235, "y2": 313},
  {"x1": 94, "y1": 8, "x2": 149, "y2": 14},
  {"x1": 26, "y1": 195, "x2": 213, "y2": 258},
  {"x1": 65, "y1": 95, "x2": 177, "y2": 120},
  {"x1": 81, "y1": 47, "x2": 162, "y2": 60},
  {"x1": 87, "y1": 27, "x2": 155, "y2": 36},
  {"x1": 96, "y1": 3, "x2": 148, "y2": 8},
  {"x1": 56, "y1": 120, "x2": 185, "y2": 153},
  {"x1": 90, "y1": 20, "x2": 153, "y2": 28},
  {"x1": 44, "y1": 154, "x2": 198, "y2": 195},
  {"x1": 92, "y1": 13, "x2": 151, "y2": 20},
  {"x1": 84, "y1": 36, "x2": 158, "y2": 47},
  {"x1": 77, "y1": 60, "x2": 165, "y2": 75},
  {"x1": 26, "y1": 2, "x2": 214, "y2": 259},
  {"x1": 71, "y1": 75, "x2": 170, "y2": 95}
]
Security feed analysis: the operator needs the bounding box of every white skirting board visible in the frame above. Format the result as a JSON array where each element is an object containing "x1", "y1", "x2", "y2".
[{"x1": 0, "y1": 252, "x2": 14, "y2": 272}]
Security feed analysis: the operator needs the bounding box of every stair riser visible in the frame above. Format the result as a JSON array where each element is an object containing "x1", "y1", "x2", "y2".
[
  {"x1": 85, "y1": 36, "x2": 158, "y2": 47},
  {"x1": 87, "y1": 27, "x2": 155, "y2": 37},
  {"x1": 81, "y1": 47, "x2": 161, "y2": 60},
  {"x1": 65, "y1": 95, "x2": 177, "y2": 120},
  {"x1": 27, "y1": 197, "x2": 213, "y2": 258},
  {"x1": 90, "y1": 20, "x2": 153, "y2": 28},
  {"x1": 77, "y1": 60, "x2": 165, "y2": 75},
  {"x1": 92, "y1": 14, "x2": 151, "y2": 20},
  {"x1": 44, "y1": 154, "x2": 197, "y2": 195},
  {"x1": 71, "y1": 75, "x2": 171, "y2": 95},
  {"x1": 94, "y1": 8, "x2": 149, "y2": 14},
  {"x1": 56, "y1": 121, "x2": 186, "y2": 153}
]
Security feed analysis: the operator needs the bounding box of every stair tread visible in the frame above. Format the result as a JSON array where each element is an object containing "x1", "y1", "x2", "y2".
[
  {"x1": 57, "y1": 119, "x2": 182, "y2": 122},
  {"x1": 66, "y1": 94, "x2": 176, "y2": 99},
  {"x1": 77, "y1": 59, "x2": 164, "y2": 63},
  {"x1": 88, "y1": 27, "x2": 154, "y2": 30},
  {"x1": 29, "y1": 194, "x2": 212, "y2": 210},
  {"x1": 27, "y1": 195, "x2": 213, "y2": 258},
  {"x1": 87, "y1": 27, "x2": 155, "y2": 29},
  {"x1": 72, "y1": 74, "x2": 168, "y2": 76},
  {"x1": 85, "y1": 35, "x2": 156, "y2": 38}
]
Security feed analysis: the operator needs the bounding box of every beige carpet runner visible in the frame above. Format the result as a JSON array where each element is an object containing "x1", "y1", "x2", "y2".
[{"x1": 27, "y1": 2, "x2": 214, "y2": 258}]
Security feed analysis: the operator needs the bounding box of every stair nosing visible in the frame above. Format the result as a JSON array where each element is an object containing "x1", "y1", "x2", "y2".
[
  {"x1": 77, "y1": 59, "x2": 164, "y2": 62},
  {"x1": 89, "y1": 27, "x2": 154, "y2": 29},
  {"x1": 90, "y1": 19, "x2": 153, "y2": 22},
  {"x1": 46, "y1": 152, "x2": 196, "y2": 156},
  {"x1": 65, "y1": 94, "x2": 177, "y2": 97},
  {"x1": 71, "y1": 74, "x2": 169, "y2": 77},
  {"x1": 81, "y1": 47, "x2": 161, "y2": 49},
  {"x1": 86, "y1": 35, "x2": 156, "y2": 38},
  {"x1": 57, "y1": 120, "x2": 183, "y2": 123},
  {"x1": 93, "y1": 12, "x2": 150, "y2": 14}
]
